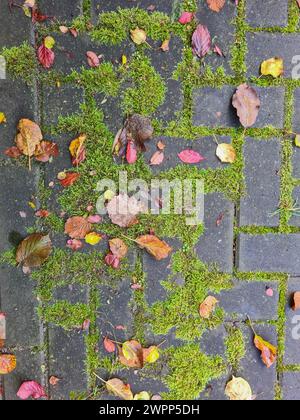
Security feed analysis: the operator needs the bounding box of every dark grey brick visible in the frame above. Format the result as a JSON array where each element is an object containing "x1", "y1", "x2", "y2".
[
  {"x1": 39, "y1": 0, "x2": 82, "y2": 22},
  {"x1": 193, "y1": 86, "x2": 285, "y2": 128},
  {"x1": 197, "y1": 0, "x2": 236, "y2": 75},
  {"x1": 143, "y1": 136, "x2": 232, "y2": 174},
  {"x1": 199, "y1": 375, "x2": 229, "y2": 401},
  {"x1": 293, "y1": 89, "x2": 300, "y2": 134},
  {"x1": 196, "y1": 193, "x2": 234, "y2": 273},
  {"x1": 48, "y1": 328, "x2": 88, "y2": 400},
  {"x1": 246, "y1": 0, "x2": 288, "y2": 28},
  {"x1": 0, "y1": 4, "x2": 31, "y2": 48},
  {"x1": 282, "y1": 372, "x2": 300, "y2": 400},
  {"x1": 200, "y1": 325, "x2": 227, "y2": 357},
  {"x1": 289, "y1": 186, "x2": 300, "y2": 227},
  {"x1": 238, "y1": 234, "x2": 300, "y2": 275},
  {"x1": 219, "y1": 280, "x2": 279, "y2": 321},
  {"x1": 284, "y1": 278, "x2": 300, "y2": 365},
  {"x1": 3, "y1": 349, "x2": 44, "y2": 401},
  {"x1": 237, "y1": 325, "x2": 277, "y2": 400},
  {"x1": 0, "y1": 80, "x2": 34, "y2": 154},
  {"x1": 239, "y1": 138, "x2": 281, "y2": 227},
  {"x1": 52, "y1": 284, "x2": 88, "y2": 305},
  {"x1": 246, "y1": 33, "x2": 300, "y2": 78},
  {"x1": 292, "y1": 148, "x2": 300, "y2": 180}
]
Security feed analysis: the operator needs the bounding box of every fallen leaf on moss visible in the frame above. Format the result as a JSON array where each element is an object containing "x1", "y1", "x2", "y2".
[
  {"x1": 192, "y1": 24, "x2": 211, "y2": 58},
  {"x1": 66, "y1": 239, "x2": 83, "y2": 251},
  {"x1": 59, "y1": 172, "x2": 80, "y2": 188},
  {"x1": 105, "y1": 253, "x2": 120, "y2": 269},
  {"x1": 109, "y1": 238, "x2": 128, "y2": 259},
  {"x1": 254, "y1": 335, "x2": 277, "y2": 368},
  {"x1": 69, "y1": 134, "x2": 86, "y2": 166},
  {"x1": 106, "y1": 378, "x2": 133, "y2": 401},
  {"x1": 85, "y1": 232, "x2": 102, "y2": 245},
  {"x1": 38, "y1": 38, "x2": 55, "y2": 69},
  {"x1": 16, "y1": 233, "x2": 52, "y2": 268},
  {"x1": 136, "y1": 235, "x2": 172, "y2": 261},
  {"x1": 178, "y1": 11, "x2": 194, "y2": 24},
  {"x1": 15, "y1": 119, "x2": 43, "y2": 157},
  {"x1": 126, "y1": 140, "x2": 137, "y2": 164},
  {"x1": 103, "y1": 337, "x2": 116, "y2": 353},
  {"x1": 292, "y1": 291, "x2": 300, "y2": 311},
  {"x1": 142, "y1": 346, "x2": 160, "y2": 364},
  {"x1": 225, "y1": 376, "x2": 252, "y2": 401},
  {"x1": 216, "y1": 143, "x2": 236, "y2": 163},
  {"x1": 161, "y1": 39, "x2": 170, "y2": 52},
  {"x1": 118, "y1": 340, "x2": 160, "y2": 368},
  {"x1": 261, "y1": 57, "x2": 284, "y2": 78},
  {"x1": 65, "y1": 217, "x2": 92, "y2": 239},
  {"x1": 178, "y1": 150, "x2": 205, "y2": 164},
  {"x1": 35, "y1": 209, "x2": 50, "y2": 218},
  {"x1": 232, "y1": 84, "x2": 261, "y2": 128},
  {"x1": 86, "y1": 51, "x2": 100, "y2": 67},
  {"x1": 17, "y1": 381, "x2": 46, "y2": 400},
  {"x1": 199, "y1": 296, "x2": 219, "y2": 319},
  {"x1": 87, "y1": 215, "x2": 102, "y2": 224},
  {"x1": 130, "y1": 28, "x2": 147, "y2": 45},
  {"x1": 107, "y1": 194, "x2": 144, "y2": 228},
  {"x1": 0, "y1": 354, "x2": 16, "y2": 375},
  {"x1": 59, "y1": 25, "x2": 69, "y2": 34},
  {"x1": 44, "y1": 36, "x2": 55, "y2": 49}
]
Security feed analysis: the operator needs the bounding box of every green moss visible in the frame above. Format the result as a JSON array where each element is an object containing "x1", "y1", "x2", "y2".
[
  {"x1": 230, "y1": 0, "x2": 247, "y2": 78},
  {"x1": 39, "y1": 301, "x2": 92, "y2": 330},
  {"x1": 1, "y1": 42, "x2": 38, "y2": 84},
  {"x1": 225, "y1": 326, "x2": 246, "y2": 371},
  {"x1": 163, "y1": 344, "x2": 226, "y2": 400}
]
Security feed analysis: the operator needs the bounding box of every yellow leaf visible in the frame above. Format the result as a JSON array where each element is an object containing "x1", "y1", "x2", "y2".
[
  {"x1": 261, "y1": 57, "x2": 284, "y2": 78},
  {"x1": 161, "y1": 39, "x2": 170, "y2": 52},
  {"x1": 216, "y1": 143, "x2": 236, "y2": 164},
  {"x1": 130, "y1": 28, "x2": 147, "y2": 45},
  {"x1": 134, "y1": 391, "x2": 151, "y2": 400},
  {"x1": 0, "y1": 354, "x2": 17, "y2": 375},
  {"x1": 225, "y1": 376, "x2": 252, "y2": 401},
  {"x1": 85, "y1": 232, "x2": 102, "y2": 245},
  {"x1": 106, "y1": 378, "x2": 133, "y2": 401},
  {"x1": 122, "y1": 55, "x2": 127, "y2": 65},
  {"x1": 295, "y1": 135, "x2": 300, "y2": 148},
  {"x1": 69, "y1": 134, "x2": 86, "y2": 157},
  {"x1": 104, "y1": 189, "x2": 115, "y2": 201},
  {"x1": 144, "y1": 346, "x2": 160, "y2": 364},
  {"x1": 44, "y1": 36, "x2": 55, "y2": 49},
  {"x1": 28, "y1": 201, "x2": 36, "y2": 209},
  {"x1": 0, "y1": 112, "x2": 6, "y2": 124}
]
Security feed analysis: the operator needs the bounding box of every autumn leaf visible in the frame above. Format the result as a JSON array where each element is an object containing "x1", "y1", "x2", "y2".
[
  {"x1": 4, "y1": 146, "x2": 22, "y2": 158},
  {"x1": 86, "y1": 51, "x2": 100, "y2": 67},
  {"x1": 69, "y1": 134, "x2": 86, "y2": 166},
  {"x1": 136, "y1": 235, "x2": 172, "y2": 261},
  {"x1": 66, "y1": 239, "x2": 83, "y2": 251},
  {"x1": 292, "y1": 292, "x2": 300, "y2": 311},
  {"x1": 295, "y1": 134, "x2": 300, "y2": 148},
  {"x1": 34, "y1": 140, "x2": 59, "y2": 162},
  {"x1": 0, "y1": 354, "x2": 16, "y2": 375},
  {"x1": 178, "y1": 150, "x2": 205, "y2": 164},
  {"x1": 85, "y1": 232, "x2": 102, "y2": 245},
  {"x1": 37, "y1": 39, "x2": 55, "y2": 69},
  {"x1": 199, "y1": 296, "x2": 219, "y2": 319},
  {"x1": 35, "y1": 209, "x2": 50, "y2": 218},
  {"x1": 106, "y1": 194, "x2": 144, "y2": 228},
  {"x1": 0, "y1": 313, "x2": 5, "y2": 346},
  {"x1": 192, "y1": 24, "x2": 211, "y2": 58},
  {"x1": 65, "y1": 217, "x2": 92, "y2": 239},
  {"x1": 0, "y1": 112, "x2": 6, "y2": 124},
  {"x1": 150, "y1": 150, "x2": 164, "y2": 165},
  {"x1": 119, "y1": 340, "x2": 144, "y2": 368},
  {"x1": 59, "y1": 172, "x2": 80, "y2": 188},
  {"x1": 254, "y1": 335, "x2": 277, "y2": 368},
  {"x1": 261, "y1": 57, "x2": 284, "y2": 78},
  {"x1": 105, "y1": 253, "x2": 120, "y2": 269},
  {"x1": 17, "y1": 381, "x2": 46, "y2": 400},
  {"x1": 225, "y1": 377, "x2": 252, "y2": 401},
  {"x1": 232, "y1": 84, "x2": 261, "y2": 128},
  {"x1": 161, "y1": 39, "x2": 170, "y2": 52},
  {"x1": 49, "y1": 376, "x2": 60, "y2": 386},
  {"x1": 178, "y1": 11, "x2": 194, "y2": 24},
  {"x1": 103, "y1": 337, "x2": 116, "y2": 353},
  {"x1": 126, "y1": 140, "x2": 137, "y2": 164},
  {"x1": 109, "y1": 238, "x2": 128, "y2": 259},
  {"x1": 16, "y1": 233, "x2": 52, "y2": 268},
  {"x1": 44, "y1": 36, "x2": 55, "y2": 49},
  {"x1": 106, "y1": 378, "x2": 133, "y2": 401},
  {"x1": 142, "y1": 346, "x2": 160, "y2": 364},
  {"x1": 207, "y1": 0, "x2": 226, "y2": 12},
  {"x1": 216, "y1": 143, "x2": 236, "y2": 163},
  {"x1": 15, "y1": 119, "x2": 43, "y2": 157},
  {"x1": 134, "y1": 391, "x2": 151, "y2": 400},
  {"x1": 130, "y1": 28, "x2": 147, "y2": 45}
]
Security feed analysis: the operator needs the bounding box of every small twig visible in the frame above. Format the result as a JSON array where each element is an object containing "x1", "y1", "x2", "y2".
[{"x1": 247, "y1": 315, "x2": 257, "y2": 335}]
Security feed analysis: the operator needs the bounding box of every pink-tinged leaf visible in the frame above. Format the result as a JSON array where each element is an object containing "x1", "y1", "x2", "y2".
[
  {"x1": 150, "y1": 151, "x2": 164, "y2": 166},
  {"x1": 35, "y1": 209, "x2": 50, "y2": 218},
  {"x1": 126, "y1": 140, "x2": 137, "y2": 164},
  {"x1": 87, "y1": 215, "x2": 102, "y2": 224},
  {"x1": 86, "y1": 51, "x2": 100, "y2": 68},
  {"x1": 82, "y1": 319, "x2": 90, "y2": 330},
  {"x1": 17, "y1": 381, "x2": 47, "y2": 400},
  {"x1": 0, "y1": 313, "x2": 6, "y2": 342},
  {"x1": 214, "y1": 45, "x2": 224, "y2": 57},
  {"x1": 103, "y1": 337, "x2": 116, "y2": 353},
  {"x1": 192, "y1": 24, "x2": 211, "y2": 58},
  {"x1": 37, "y1": 44, "x2": 55, "y2": 69},
  {"x1": 266, "y1": 288, "x2": 274, "y2": 297},
  {"x1": 4, "y1": 146, "x2": 22, "y2": 158},
  {"x1": 178, "y1": 150, "x2": 205, "y2": 164},
  {"x1": 115, "y1": 325, "x2": 126, "y2": 330},
  {"x1": 178, "y1": 11, "x2": 194, "y2": 24},
  {"x1": 131, "y1": 283, "x2": 143, "y2": 291},
  {"x1": 66, "y1": 239, "x2": 83, "y2": 251},
  {"x1": 69, "y1": 28, "x2": 78, "y2": 38},
  {"x1": 105, "y1": 253, "x2": 120, "y2": 269}
]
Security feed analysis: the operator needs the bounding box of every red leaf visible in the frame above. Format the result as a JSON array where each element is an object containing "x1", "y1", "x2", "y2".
[
  {"x1": 17, "y1": 381, "x2": 47, "y2": 400},
  {"x1": 192, "y1": 24, "x2": 211, "y2": 58},
  {"x1": 178, "y1": 11, "x2": 194, "y2": 24},
  {"x1": 32, "y1": 9, "x2": 50, "y2": 23},
  {"x1": 126, "y1": 140, "x2": 137, "y2": 164},
  {"x1": 178, "y1": 150, "x2": 205, "y2": 164},
  {"x1": 214, "y1": 45, "x2": 224, "y2": 57},
  {"x1": 104, "y1": 337, "x2": 116, "y2": 353},
  {"x1": 34, "y1": 140, "x2": 59, "y2": 162},
  {"x1": 60, "y1": 172, "x2": 80, "y2": 188},
  {"x1": 4, "y1": 146, "x2": 22, "y2": 158},
  {"x1": 86, "y1": 51, "x2": 100, "y2": 67},
  {"x1": 105, "y1": 253, "x2": 120, "y2": 269},
  {"x1": 35, "y1": 210, "x2": 50, "y2": 218},
  {"x1": 38, "y1": 44, "x2": 55, "y2": 69}
]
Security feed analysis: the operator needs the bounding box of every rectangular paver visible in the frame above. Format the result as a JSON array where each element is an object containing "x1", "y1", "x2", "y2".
[
  {"x1": 246, "y1": 0, "x2": 288, "y2": 28},
  {"x1": 282, "y1": 372, "x2": 300, "y2": 400},
  {"x1": 284, "y1": 278, "x2": 300, "y2": 365},
  {"x1": 39, "y1": 0, "x2": 82, "y2": 22}
]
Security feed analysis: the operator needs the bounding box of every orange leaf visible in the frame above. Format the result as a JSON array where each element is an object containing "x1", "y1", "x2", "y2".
[
  {"x1": 199, "y1": 296, "x2": 219, "y2": 319},
  {"x1": 0, "y1": 354, "x2": 16, "y2": 374},
  {"x1": 206, "y1": 0, "x2": 226, "y2": 12},
  {"x1": 64, "y1": 216, "x2": 92, "y2": 239},
  {"x1": 136, "y1": 235, "x2": 172, "y2": 260},
  {"x1": 292, "y1": 292, "x2": 300, "y2": 311},
  {"x1": 254, "y1": 335, "x2": 277, "y2": 368},
  {"x1": 59, "y1": 172, "x2": 80, "y2": 188}
]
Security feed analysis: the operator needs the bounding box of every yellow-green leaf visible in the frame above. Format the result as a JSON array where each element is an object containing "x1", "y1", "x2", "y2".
[
  {"x1": 106, "y1": 378, "x2": 133, "y2": 401},
  {"x1": 44, "y1": 36, "x2": 55, "y2": 49},
  {"x1": 261, "y1": 57, "x2": 284, "y2": 78},
  {"x1": 134, "y1": 391, "x2": 151, "y2": 400},
  {"x1": 295, "y1": 135, "x2": 300, "y2": 148},
  {"x1": 225, "y1": 376, "x2": 252, "y2": 401},
  {"x1": 0, "y1": 112, "x2": 7, "y2": 124},
  {"x1": 130, "y1": 28, "x2": 147, "y2": 45},
  {"x1": 85, "y1": 232, "x2": 102, "y2": 246},
  {"x1": 143, "y1": 346, "x2": 160, "y2": 364}
]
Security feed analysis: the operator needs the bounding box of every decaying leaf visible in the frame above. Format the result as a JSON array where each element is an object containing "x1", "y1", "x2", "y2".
[
  {"x1": 199, "y1": 296, "x2": 219, "y2": 319},
  {"x1": 106, "y1": 378, "x2": 133, "y2": 401},
  {"x1": 150, "y1": 150, "x2": 164, "y2": 166},
  {"x1": 66, "y1": 239, "x2": 83, "y2": 251},
  {"x1": 126, "y1": 114, "x2": 154, "y2": 152},
  {"x1": 142, "y1": 346, "x2": 160, "y2": 364},
  {"x1": 15, "y1": 119, "x2": 43, "y2": 157},
  {"x1": 4, "y1": 146, "x2": 22, "y2": 158},
  {"x1": 207, "y1": 0, "x2": 226, "y2": 12},
  {"x1": 161, "y1": 39, "x2": 170, "y2": 52},
  {"x1": 130, "y1": 28, "x2": 147, "y2": 45},
  {"x1": 0, "y1": 112, "x2": 6, "y2": 124},
  {"x1": 118, "y1": 340, "x2": 160, "y2": 369},
  {"x1": 178, "y1": 150, "x2": 205, "y2": 164},
  {"x1": 16, "y1": 233, "x2": 52, "y2": 268},
  {"x1": 126, "y1": 140, "x2": 137, "y2": 164},
  {"x1": 109, "y1": 238, "x2": 128, "y2": 259},
  {"x1": 292, "y1": 291, "x2": 300, "y2": 311},
  {"x1": 192, "y1": 24, "x2": 211, "y2": 58},
  {"x1": 106, "y1": 194, "x2": 144, "y2": 228},
  {"x1": 34, "y1": 140, "x2": 59, "y2": 162},
  {"x1": 86, "y1": 51, "x2": 100, "y2": 67},
  {"x1": 136, "y1": 235, "x2": 172, "y2": 261},
  {"x1": 17, "y1": 381, "x2": 46, "y2": 400},
  {"x1": 178, "y1": 11, "x2": 194, "y2": 24},
  {"x1": 232, "y1": 84, "x2": 261, "y2": 128},
  {"x1": 225, "y1": 377, "x2": 252, "y2": 401},
  {"x1": 49, "y1": 376, "x2": 60, "y2": 386},
  {"x1": 59, "y1": 172, "x2": 80, "y2": 188},
  {"x1": 105, "y1": 253, "x2": 120, "y2": 269},
  {"x1": 254, "y1": 335, "x2": 277, "y2": 368},
  {"x1": 103, "y1": 337, "x2": 116, "y2": 353},
  {"x1": 134, "y1": 391, "x2": 151, "y2": 400},
  {"x1": 216, "y1": 143, "x2": 236, "y2": 164},
  {"x1": 0, "y1": 354, "x2": 16, "y2": 375},
  {"x1": 65, "y1": 217, "x2": 92, "y2": 239},
  {"x1": 261, "y1": 57, "x2": 284, "y2": 78},
  {"x1": 69, "y1": 134, "x2": 86, "y2": 166}
]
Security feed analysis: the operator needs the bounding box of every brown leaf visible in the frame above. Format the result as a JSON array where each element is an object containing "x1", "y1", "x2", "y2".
[
  {"x1": 207, "y1": 0, "x2": 226, "y2": 12},
  {"x1": 34, "y1": 140, "x2": 59, "y2": 162},
  {"x1": 292, "y1": 291, "x2": 300, "y2": 311},
  {"x1": 254, "y1": 335, "x2": 277, "y2": 368},
  {"x1": 118, "y1": 340, "x2": 144, "y2": 368},
  {"x1": 86, "y1": 51, "x2": 100, "y2": 67},
  {"x1": 136, "y1": 235, "x2": 172, "y2": 261},
  {"x1": 109, "y1": 238, "x2": 128, "y2": 259},
  {"x1": 106, "y1": 378, "x2": 133, "y2": 401},
  {"x1": 199, "y1": 296, "x2": 219, "y2": 319},
  {"x1": 4, "y1": 146, "x2": 22, "y2": 158},
  {"x1": 192, "y1": 24, "x2": 211, "y2": 58},
  {"x1": 232, "y1": 84, "x2": 261, "y2": 128},
  {"x1": 64, "y1": 217, "x2": 92, "y2": 239},
  {"x1": 16, "y1": 233, "x2": 52, "y2": 268},
  {"x1": 106, "y1": 194, "x2": 144, "y2": 228},
  {"x1": 161, "y1": 39, "x2": 170, "y2": 52},
  {"x1": 49, "y1": 376, "x2": 60, "y2": 386},
  {"x1": 126, "y1": 114, "x2": 154, "y2": 152},
  {"x1": 103, "y1": 337, "x2": 116, "y2": 353},
  {"x1": 0, "y1": 354, "x2": 16, "y2": 375},
  {"x1": 15, "y1": 119, "x2": 43, "y2": 157},
  {"x1": 216, "y1": 143, "x2": 236, "y2": 164}
]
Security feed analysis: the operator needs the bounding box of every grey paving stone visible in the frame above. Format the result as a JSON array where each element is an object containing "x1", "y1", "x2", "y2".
[
  {"x1": 218, "y1": 280, "x2": 279, "y2": 321},
  {"x1": 237, "y1": 325, "x2": 277, "y2": 400},
  {"x1": 200, "y1": 324, "x2": 227, "y2": 357},
  {"x1": 196, "y1": 193, "x2": 234, "y2": 273},
  {"x1": 0, "y1": 4, "x2": 31, "y2": 48},
  {"x1": 292, "y1": 147, "x2": 300, "y2": 180},
  {"x1": 143, "y1": 238, "x2": 182, "y2": 306},
  {"x1": 239, "y1": 138, "x2": 281, "y2": 227},
  {"x1": 237, "y1": 234, "x2": 300, "y2": 275},
  {"x1": 246, "y1": 33, "x2": 300, "y2": 78},
  {"x1": 0, "y1": 266, "x2": 41, "y2": 347},
  {"x1": 39, "y1": 0, "x2": 82, "y2": 22},
  {"x1": 284, "y1": 278, "x2": 300, "y2": 365},
  {"x1": 292, "y1": 89, "x2": 300, "y2": 134},
  {"x1": 197, "y1": 0, "x2": 236, "y2": 75},
  {"x1": 282, "y1": 372, "x2": 300, "y2": 400},
  {"x1": 246, "y1": 0, "x2": 288, "y2": 28},
  {"x1": 289, "y1": 186, "x2": 300, "y2": 227},
  {"x1": 143, "y1": 136, "x2": 232, "y2": 174},
  {"x1": 48, "y1": 328, "x2": 88, "y2": 400},
  {"x1": 3, "y1": 348, "x2": 44, "y2": 401},
  {"x1": 199, "y1": 375, "x2": 229, "y2": 401},
  {"x1": 52, "y1": 284, "x2": 88, "y2": 305},
  {"x1": 193, "y1": 86, "x2": 285, "y2": 129},
  {"x1": 0, "y1": 80, "x2": 34, "y2": 154}
]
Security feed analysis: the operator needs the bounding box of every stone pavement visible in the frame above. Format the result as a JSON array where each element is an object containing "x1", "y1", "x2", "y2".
[{"x1": 1, "y1": 0, "x2": 300, "y2": 401}]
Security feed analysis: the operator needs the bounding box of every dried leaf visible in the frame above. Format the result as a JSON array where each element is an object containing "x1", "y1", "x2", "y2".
[
  {"x1": 192, "y1": 24, "x2": 211, "y2": 58},
  {"x1": 86, "y1": 51, "x2": 100, "y2": 67},
  {"x1": 119, "y1": 340, "x2": 143, "y2": 368},
  {"x1": 15, "y1": 119, "x2": 43, "y2": 157},
  {"x1": 37, "y1": 43, "x2": 55, "y2": 69},
  {"x1": 161, "y1": 39, "x2": 170, "y2": 52},
  {"x1": 103, "y1": 337, "x2": 116, "y2": 353},
  {"x1": 17, "y1": 381, "x2": 46, "y2": 400},
  {"x1": 232, "y1": 84, "x2": 261, "y2": 128},
  {"x1": 16, "y1": 233, "x2": 52, "y2": 268},
  {"x1": 178, "y1": 11, "x2": 194, "y2": 24},
  {"x1": 207, "y1": 0, "x2": 226, "y2": 12},
  {"x1": 178, "y1": 150, "x2": 205, "y2": 164},
  {"x1": 261, "y1": 57, "x2": 284, "y2": 78},
  {"x1": 106, "y1": 194, "x2": 144, "y2": 228},
  {"x1": 59, "y1": 172, "x2": 80, "y2": 188},
  {"x1": 292, "y1": 291, "x2": 300, "y2": 311},
  {"x1": 85, "y1": 232, "x2": 102, "y2": 245},
  {"x1": 199, "y1": 296, "x2": 219, "y2": 319},
  {"x1": 35, "y1": 209, "x2": 50, "y2": 218},
  {"x1": 157, "y1": 141, "x2": 165, "y2": 150},
  {"x1": 105, "y1": 253, "x2": 120, "y2": 269},
  {"x1": 150, "y1": 151, "x2": 164, "y2": 166},
  {"x1": 87, "y1": 215, "x2": 102, "y2": 224},
  {"x1": 0, "y1": 354, "x2": 16, "y2": 375},
  {"x1": 49, "y1": 376, "x2": 60, "y2": 386},
  {"x1": 254, "y1": 335, "x2": 277, "y2": 368},
  {"x1": 136, "y1": 235, "x2": 172, "y2": 261},
  {"x1": 214, "y1": 45, "x2": 224, "y2": 57},
  {"x1": 225, "y1": 377, "x2": 252, "y2": 401},
  {"x1": 66, "y1": 239, "x2": 83, "y2": 251},
  {"x1": 106, "y1": 378, "x2": 133, "y2": 401},
  {"x1": 126, "y1": 140, "x2": 137, "y2": 164},
  {"x1": 142, "y1": 346, "x2": 160, "y2": 364},
  {"x1": 0, "y1": 313, "x2": 6, "y2": 345},
  {"x1": 216, "y1": 143, "x2": 236, "y2": 163},
  {"x1": 109, "y1": 238, "x2": 128, "y2": 259},
  {"x1": 130, "y1": 28, "x2": 147, "y2": 45},
  {"x1": 4, "y1": 146, "x2": 22, "y2": 158},
  {"x1": 59, "y1": 25, "x2": 69, "y2": 34},
  {"x1": 34, "y1": 140, "x2": 59, "y2": 162},
  {"x1": 126, "y1": 114, "x2": 154, "y2": 152},
  {"x1": 65, "y1": 217, "x2": 92, "y2": 239},
  {"x1": 69, "y1": 134, "x2": 86, "y2": 166},
  {"x1": 0, "y1": 112, "x2": 6, "y2": 124}
]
